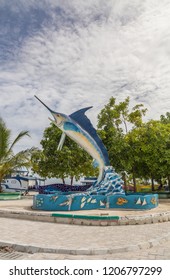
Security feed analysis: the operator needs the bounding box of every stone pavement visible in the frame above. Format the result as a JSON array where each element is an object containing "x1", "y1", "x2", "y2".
[
  {"x1": 0, "y1": 217, "x2": 170, "y2": 260},
  {"x1": 0, "y1": 196, "x2": 170, "y2": 260},
  {"x1": 25, "y1": 240, "x2": 170, "y2": 260}
]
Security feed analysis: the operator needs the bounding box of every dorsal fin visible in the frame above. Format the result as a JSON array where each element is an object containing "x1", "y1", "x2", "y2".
[{"x1": 69, "y1": 107, "x2": 110, "y2": 165}]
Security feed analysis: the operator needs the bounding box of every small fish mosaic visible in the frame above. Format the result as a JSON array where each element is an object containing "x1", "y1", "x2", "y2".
[
  {"x1": 50, "y1": 195, "x2": 58, "y2": 202},
  {"x1": 36, "y1": 197, "x2": 44, "y2": 207},
  {"x1": 151, "y1": 197, "x2": 157, "y2": 205},
  {"x1": 80, "y1": 196, "x2": 97, "y2": 209},
  {"x1": 116, "y1": 197, "x2": 128, "y2": 205},
  {"x1": 99, "y1": 199, "x2": 107, "y2": 207}
]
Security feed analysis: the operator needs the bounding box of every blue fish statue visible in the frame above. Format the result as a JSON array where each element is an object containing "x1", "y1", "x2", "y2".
[{"x1": 35, "y1": 95, "x2": 110, "y2": 185}]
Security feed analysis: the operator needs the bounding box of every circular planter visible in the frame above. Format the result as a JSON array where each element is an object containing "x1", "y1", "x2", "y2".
[
  {"x1": 33, "y1": 192, "x2": 158, "y2": 211},
  {"x1": 0, "y1": 192, "x2": 21, "y2": 200}
]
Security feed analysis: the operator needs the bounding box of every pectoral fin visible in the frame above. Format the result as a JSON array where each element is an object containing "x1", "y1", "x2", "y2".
[
  {"x1": 48, "y1": 117, "x2": 56, "y2": 125},
  {"x1": 57, "y1": 132, "x2": 66, "y2": 150}
]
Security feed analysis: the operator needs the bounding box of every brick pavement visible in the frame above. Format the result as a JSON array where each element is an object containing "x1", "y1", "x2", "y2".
[
  {"x1": 0, "y1": 217, "x2": 170, "y2": 259},
  {"x1": 24, "y1": 240, "x2": 170, "y2": 260},
  {"x1": 0, "y1": 197, "x2": 170, "y2": 260}
]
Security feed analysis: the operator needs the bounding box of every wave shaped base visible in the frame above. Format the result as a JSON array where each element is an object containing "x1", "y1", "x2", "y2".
[{"x1": 33, "y1": 167, "x2": 158, "y2": 211}]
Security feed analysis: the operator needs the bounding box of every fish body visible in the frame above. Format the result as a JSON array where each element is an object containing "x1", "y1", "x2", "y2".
[
  {"x1": 91, "y1": 199, "x2": 97, "y2": 204},
  {"x1": 116, "y1": 197, "x2": 128, "y2": 205},
  {"x1": 100, "y1": 200, "x2": 105, "y2": 206},
  {"x1": 50, "y1": 195, "x2": 58, "y2": 202},
  {"x1": 59, "y1": 197, "x2": 72, "y2": 207},
  {"x1": 35, "y1": 96, "x2": 110, "y2": 185},
  {"x1": 81, "y1": 197, "x2": 86, "y2": 203}
]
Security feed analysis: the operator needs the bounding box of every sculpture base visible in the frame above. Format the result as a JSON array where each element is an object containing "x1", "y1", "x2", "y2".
[{"x1": 33, "y1": 193, "x2": 158, "y2": 211}]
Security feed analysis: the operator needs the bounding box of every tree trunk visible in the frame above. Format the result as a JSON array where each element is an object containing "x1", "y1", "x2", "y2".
[
  {"x1": 151, "y1": 176, "x2": 154, "y2": 191},
  {"x1": 62, "y1": 178, "x2": 65, "y2": 184},
  {"x1": 0, "y1": 178, "x2": 2, "y2": 193},
  {"x1": 122, "y1": 172, "x2": 127, "y2": 187},
  {"x1": 132, "y1": 168, "x2": 137, "y2": 193},
  {"x1": 168, "y1": 175, "x2": 170, "y2": 191},
  {"x1": 122, "y1": 172, "x2": 127, "y2": 192},
  {"x1": 70, "y1": 176, "x2": 74, "y2": 186}
]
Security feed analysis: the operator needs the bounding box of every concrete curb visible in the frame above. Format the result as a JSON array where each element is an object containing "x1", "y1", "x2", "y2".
[
  {"x1": 0, "y1": 209, "x2": 170, "y2": 226},
  {"x1": 0, "y1": 233, "x2": 170, "y2": 255}
]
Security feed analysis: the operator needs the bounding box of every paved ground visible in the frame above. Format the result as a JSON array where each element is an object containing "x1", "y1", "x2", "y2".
[
  {"x1": 0, "y1": 196, "x2": 170, "y2": 260},
  {"x1": 25, "y1": 241, "x2": 170, "y2": 260}
]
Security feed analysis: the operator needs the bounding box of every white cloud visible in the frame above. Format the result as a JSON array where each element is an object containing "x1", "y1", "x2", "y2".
[{"x1": 0, "y1": 0, "x2": 170, "y2": 152}]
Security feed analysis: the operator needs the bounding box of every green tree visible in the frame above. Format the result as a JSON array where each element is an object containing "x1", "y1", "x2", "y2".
[
  {"x1": 98, "y1": 96, "x2": 147, "y2": 133},
  {"x1": 97, "y1": 96, "x2": 147, "y2": 191},
  {"x1": 159, "y1": 113, "x2": 170, "y2": 189},
  {"x1": 160, "y1": 112, "x2": 170, "y2": 124},
  {"x1": 31, "y1": 123, "x2": 97, "y2": 184},
  {"x1": 126, "y1": 120, "x2": 170, "y2": 191},
  {"x1": 0, "y1": 117, "x2": 35, "y2": 191}
]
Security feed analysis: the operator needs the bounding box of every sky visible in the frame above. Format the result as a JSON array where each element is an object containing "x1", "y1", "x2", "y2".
[{"x1": 0, "y1": 0, "x2": 170, "y2": 153}]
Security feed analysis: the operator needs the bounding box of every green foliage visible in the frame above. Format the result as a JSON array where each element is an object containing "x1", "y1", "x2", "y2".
[
  {"x1": 125, "y1": 120, "x2": 170, "y2": 189},
  {"x1": 160, "y1": 112, "x2": 170, "y2": 124},
  {"x1": 98, "y1": 96, "x2": 147, "y2": 133},
  {"x1": 31, "y1": 123, "x2": 97, "y2": 184},
  {"x1": 97, "y1": 97, "x2": 170, "y2": 190},
  {"x1": 0, "y1": 118, "x2": 36, "y2": 191},
  {"x1": 97, "y1": 97, "x2": 147, "y2": 190}
]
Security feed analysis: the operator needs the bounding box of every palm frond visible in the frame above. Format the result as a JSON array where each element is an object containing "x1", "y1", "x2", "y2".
[
  {"x1": 0, "y1": 118, "x2": 11, "y2": 160},
  {"x1": 0, "y1": 148, "x2": 38, "y2": 177},
  {"x1": 8, "y1": 131, "x2": 30, "y2": 152},
  {"x1": 0, "y1": 118, "x2": 35, "y2": 188}
]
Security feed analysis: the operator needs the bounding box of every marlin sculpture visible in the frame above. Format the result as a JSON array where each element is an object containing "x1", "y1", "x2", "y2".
[{"x1": 35, "y1": 95, "x2": 110, "y2": 185}]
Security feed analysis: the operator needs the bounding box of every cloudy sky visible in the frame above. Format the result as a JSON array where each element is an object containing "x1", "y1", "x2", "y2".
[{"x1": 0, "y1": 0, "x2": 170, "y2": 152}]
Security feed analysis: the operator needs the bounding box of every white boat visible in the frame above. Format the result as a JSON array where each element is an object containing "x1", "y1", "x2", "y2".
[
  {"x1": 136, "y1": 198, "x2": 141, "y2": 204},
  {"x1": 142, "y1": 198, "x2": 147, "y2": 206},
  {"x1": 80, "y1": 176, "x2": 97, "y2": 186},
  {"x1": 1, "y1": 175, "x2": 44, "y2": 194},
  {"x1": 135, "y1": 197, "x2": 147, "y2": 206}
]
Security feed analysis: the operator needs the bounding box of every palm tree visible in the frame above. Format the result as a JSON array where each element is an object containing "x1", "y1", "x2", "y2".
[{"x1": 0, "y1": 117, "x2": 35, "y2": 191}]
